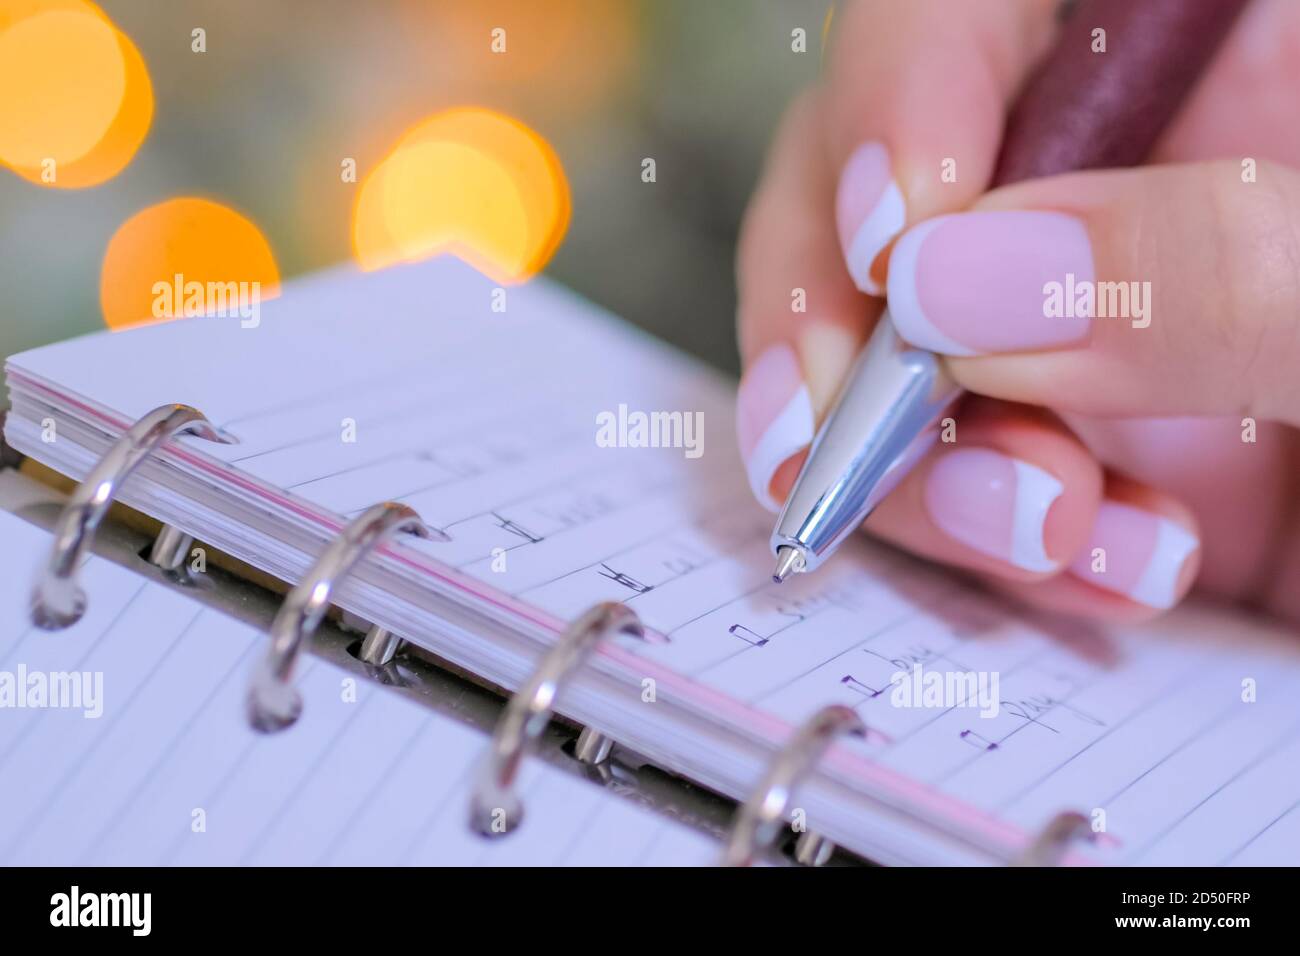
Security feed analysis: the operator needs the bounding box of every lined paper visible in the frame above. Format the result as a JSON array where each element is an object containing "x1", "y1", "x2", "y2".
[
  {"x1": 9, "y1": 256, "x2": 1300, "y2": 865},
  {"x1": 0, "y1": 511, "x2": 716, "y2": 866}
]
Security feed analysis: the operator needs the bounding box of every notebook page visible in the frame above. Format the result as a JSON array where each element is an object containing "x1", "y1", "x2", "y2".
[
  {"x1": 8, "y1": 257, "x2": 1300, "y2": 865},
  {"x1": 0, "y1": 510, "x2": 716, "y2": 866}
]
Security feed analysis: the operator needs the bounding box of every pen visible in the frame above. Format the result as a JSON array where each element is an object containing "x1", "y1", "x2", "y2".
[{"x1": 771, "y1": 0, "x2": 1250, "y2": 582}]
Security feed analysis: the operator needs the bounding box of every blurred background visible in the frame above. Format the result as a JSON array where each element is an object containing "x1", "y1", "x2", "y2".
[{"x1": 0, "y1": 0, "x2": 831, "y2": 398}]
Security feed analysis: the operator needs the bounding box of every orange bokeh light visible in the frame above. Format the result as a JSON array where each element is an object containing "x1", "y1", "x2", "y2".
[
  {"x1": 100, "y1": 198, "x2": 280, "y2": 331},
  {"x1": 0, "y1": 0, "x2": 152, "y2": 188},
  {"x1": 352, "y1": 107, "x2": 570, "y2": 284}
]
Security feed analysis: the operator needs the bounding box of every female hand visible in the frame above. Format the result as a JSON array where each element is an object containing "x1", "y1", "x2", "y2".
[{"x1": 735, "y1": 0, "x2": 1300, "y2": 623}]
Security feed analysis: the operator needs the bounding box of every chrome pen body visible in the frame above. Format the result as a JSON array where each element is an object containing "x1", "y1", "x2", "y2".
[{"x1": 770, "y1": 314, "x2": 960, "y2": 581}]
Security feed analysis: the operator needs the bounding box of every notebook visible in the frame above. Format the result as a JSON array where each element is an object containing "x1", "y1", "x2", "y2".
[
  {"x1": 6, "y1": 256, "x2": 1299, "y2": 866},
  {"x1": 0, "y1": 506, "x2": 718, "y2": 866}
]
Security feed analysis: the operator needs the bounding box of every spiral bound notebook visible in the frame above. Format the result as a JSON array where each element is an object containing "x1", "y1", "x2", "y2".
[
  {"x1": 0, "y1": 507, "x2": 717, "y2": 866},
  {"x1": 6, "y1": 256, "x2": 1300, "y2": 866}
]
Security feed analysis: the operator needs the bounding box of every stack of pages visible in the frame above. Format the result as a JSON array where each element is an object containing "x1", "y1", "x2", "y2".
[{"x1": 6, "y1": 257, "x2": 1299, "y2": 865}]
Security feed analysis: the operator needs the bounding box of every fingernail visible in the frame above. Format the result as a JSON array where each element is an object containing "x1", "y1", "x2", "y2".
[
  {"x1": 736, "y1": 343, "x2": 814, "y2": 512},
  {"x1": 836, "y1": 141, "x2": 905, "y2": 295},
  {"x1": 886, "y1": 211, "x2": 1094, "y2": 355},
  {"x1": 797, "y1": 321, "x2": 860, "y2": 419},
  {"x1": 1068, "y1": 502, "x2": 1199, "y2": 609},
  {"x1": 924, "y1": 448, "x2": 1063, "y2": 572}
]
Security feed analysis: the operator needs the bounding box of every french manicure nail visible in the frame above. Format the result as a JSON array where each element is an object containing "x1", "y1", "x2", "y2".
[
  {"x1": 924, "y1": 448, "x2": 1063, "y2": 572},
  {"x1": 736, "y1": 343, "x2": 813, "y2": 512},
  {"x1": 886, "y1": 210, "x2": 1094, "y2": 355},
  {"x1": 836, "y1": 141, "x2": 905, "y2": 296},
  {"x1": 1068, "y1": 502, "x2": 1199, "y2": 609}
]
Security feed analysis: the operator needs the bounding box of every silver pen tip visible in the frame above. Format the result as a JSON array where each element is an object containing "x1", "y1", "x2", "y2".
[{"x1": 772, "y1": 545, "x2": 806, "y2": 584}]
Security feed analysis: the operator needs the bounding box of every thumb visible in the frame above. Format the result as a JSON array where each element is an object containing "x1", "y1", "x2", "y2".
[{"x1": 882, "y1": 159, "x2": 1300, "y2": 426}]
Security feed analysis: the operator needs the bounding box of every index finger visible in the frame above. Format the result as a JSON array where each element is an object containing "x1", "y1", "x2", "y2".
[{"x1": 824, "y1": 0, "x2": 1059, "y2": 293}]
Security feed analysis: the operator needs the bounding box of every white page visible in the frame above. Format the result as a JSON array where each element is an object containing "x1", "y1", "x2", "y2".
[
  {"x1": 0, "y1": 510, "x2": 716, "y2": 866},
  {"x1": 8, "y1": 256, "x2": 1300, "y2": 865}
]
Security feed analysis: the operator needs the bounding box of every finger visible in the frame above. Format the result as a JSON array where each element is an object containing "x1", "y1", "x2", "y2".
[
  {"x1": 736, "y1": 0, "x2": 1059, "y2": 512},
  {"x1": 859, "y1": 398, "x2": 1103, "y2": 582},
  {"x1": 1080, "y1": 0, "x2": 1300, "y2": 622},
  {"x1": 882, "y1": 160, "x2": 1300, "y2": 426},
  {"x1": 736, "y1": 89, "x2": 874, "y2": 510},
  {"x1": 989, "y1": 474, "x2": 1202, "y2": 619},
  {"x1": 823, "y1": 0, "x2": 1058, "y2": 294},
  {"x1": 768, "y1": 396, "x2": 1201, "y2": 617},
  {"x1": 1057, "y1": 414, "x2": 1293, "y2": 604}
]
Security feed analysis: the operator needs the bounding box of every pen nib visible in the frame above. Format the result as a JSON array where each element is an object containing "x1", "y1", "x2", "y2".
[{"x1": 772, "y1": 546, "x2": 806, "y2": 584}]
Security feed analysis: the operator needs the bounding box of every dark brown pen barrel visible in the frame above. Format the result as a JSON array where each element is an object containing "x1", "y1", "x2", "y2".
[{"x1": 992, "y1": 0, "x2": 1251, "y2": 187}]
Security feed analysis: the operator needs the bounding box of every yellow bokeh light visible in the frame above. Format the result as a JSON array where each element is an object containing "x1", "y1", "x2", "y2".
[
  {"x1": 0, "y1": 9, "x2": 124, "y2": 166},
  {"x1": 352, "y1": 107, "x2": 570, "y2": 285},
  {"x1": 383, "y1": 140, "x2": 533, "y2": 274},
  {"x1": 397, "y1": 109, "x2": 570, "y2": 273},
  {"x1": 100, "y1": 198, "x2": 280, "y2": 332},
  {"x1": 0, "y1": 0, "x2": 152, "y2": 188}
]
